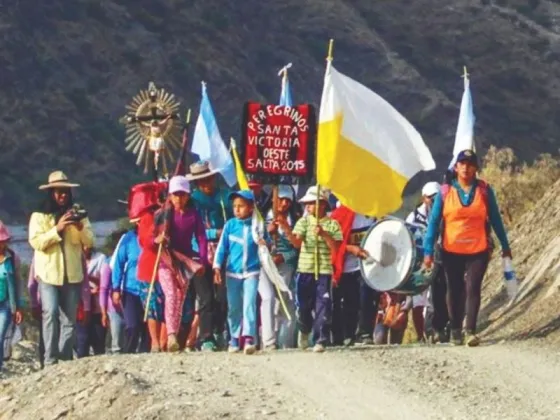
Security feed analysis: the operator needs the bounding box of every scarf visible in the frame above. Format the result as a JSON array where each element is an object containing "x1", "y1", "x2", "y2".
[{"x1": 330, "y1": 205, "x2": 356, "y2": 285}]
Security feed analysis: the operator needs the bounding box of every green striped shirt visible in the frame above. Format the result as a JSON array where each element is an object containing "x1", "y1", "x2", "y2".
[{"x1": 293, "y1": 216, "x2": 343, "y2": 275}]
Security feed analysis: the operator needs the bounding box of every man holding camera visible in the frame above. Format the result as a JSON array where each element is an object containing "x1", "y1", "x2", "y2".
[{"x1": 28, "y1": 171, "x2": 94, "y2": 365}]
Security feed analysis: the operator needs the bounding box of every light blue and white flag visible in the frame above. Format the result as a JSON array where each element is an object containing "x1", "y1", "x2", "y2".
[
  {"x1": 278, "y1": 63, "x2": 293, "y2": 107},
  {"x1": 449, "y1": 68, "x2": 476, "y2": 168},
  {"x1": 191, "y1": 82, "x2": 237, "y2": 186},
  {"x1": 278, "y1": 63, "x2": 299, "y2": 195}
]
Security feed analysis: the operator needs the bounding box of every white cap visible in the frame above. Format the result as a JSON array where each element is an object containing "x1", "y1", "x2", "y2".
[
  {"x1": 422, "y1": 182, "x2": 440, "y2": 197},
  {"x1": 168, "y1": 176, "x2": 191, "y2": 194},
  {"x1": 299, "y1": 186, "x2": 330, "y2": 204},
  {"x1": 277, "y1": 185, "x2": 294, "y2": 201}
]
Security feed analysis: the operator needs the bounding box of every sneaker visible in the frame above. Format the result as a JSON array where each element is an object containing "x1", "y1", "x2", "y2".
[
  {"x1": 313, "y1": 343, "x2": 325, "y2": 353},
  {"x1": 298, "y1": 332, "x2": 310, "y2": 350},
  {"x1": 243, "y1": 339, "x2": 257, "y2": 355},
  {"x1": 214, "y1": 332, "x2": 227, "y2": 351},
  {"x1": 228, "y1": 338, "x2": 240, "y2": 353},
  {"x1": 465, "y1": 333, "x2": 480, "y2": 347},
  {"x1": 343, "y1": 338, "x2": 354, "y2": 347},
  {"x1": 360, "y1": 335, "x2": 374, "y2": 345},
  {"x1": 450, "y1": 329, "x2": 464, "y2": 346},
  {"x1": 201, "y1": 340, "x2": 217, "y2": 352}
]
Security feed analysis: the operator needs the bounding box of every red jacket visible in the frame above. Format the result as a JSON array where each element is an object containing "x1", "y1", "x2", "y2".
[
  {"x1": 137, "y1": 211, "x2": 158, "y2": 283},
  {"x1": 330, "y1": 205, "x2": 356, "y2": 286}
]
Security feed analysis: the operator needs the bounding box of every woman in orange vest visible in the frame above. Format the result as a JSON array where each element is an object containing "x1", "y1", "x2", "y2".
[{"x1": 423, "y1": 150, "x2": 511, "y2": 347}]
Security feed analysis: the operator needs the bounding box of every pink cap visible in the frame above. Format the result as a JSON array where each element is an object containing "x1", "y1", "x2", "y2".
[{"x1": 0, "y1": 221, "x2": 11, "y2": 242}]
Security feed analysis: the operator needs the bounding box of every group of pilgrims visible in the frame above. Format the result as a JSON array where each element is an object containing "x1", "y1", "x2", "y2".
[{"x1": 0, "y1": 147, "x2": 512, "y2": 371}]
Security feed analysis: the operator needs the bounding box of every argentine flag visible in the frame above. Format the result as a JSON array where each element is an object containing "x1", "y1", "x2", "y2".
[
  {"x1": 449, "y1": 71, "x2": 476, "y2": 168},
  {"x1": 279, "y1": 63, "x2": 293, "y2": 106},
  {"x1": 191, "y1": 82, "x2": 237, "y2": 186},
  {"x1": 278, "y1": 64, "x2": 298, "y2": 194}
]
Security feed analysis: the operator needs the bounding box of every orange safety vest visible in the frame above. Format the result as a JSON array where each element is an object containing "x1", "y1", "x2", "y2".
[{"x1": 442, "y1": 185, "x2": 489, "y2": 254}]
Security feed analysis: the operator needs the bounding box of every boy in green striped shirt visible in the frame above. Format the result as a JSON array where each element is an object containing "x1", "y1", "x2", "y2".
[{"x1": 281, "y1": 186, "x2": 342, "y2": 353}]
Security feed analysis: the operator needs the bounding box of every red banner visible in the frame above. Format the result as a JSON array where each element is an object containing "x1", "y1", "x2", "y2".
[{"x1": 240, "y1": 102, "x2": 316, "y2": 184}]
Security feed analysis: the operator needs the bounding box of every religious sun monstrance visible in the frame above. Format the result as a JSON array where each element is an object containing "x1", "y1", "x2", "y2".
[{"x1": 120, "y1": 82, "x2": 182, "y2": 176}]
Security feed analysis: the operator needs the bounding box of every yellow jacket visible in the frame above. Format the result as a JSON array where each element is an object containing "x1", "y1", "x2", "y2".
[{"x1": 28, "y1": 212, "x2": 95, "y2": 286}]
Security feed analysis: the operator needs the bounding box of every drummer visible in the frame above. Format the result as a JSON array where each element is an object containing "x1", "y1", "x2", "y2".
[
  {"x1": 330, "y1": 201, "x2": 377, "y2": 346},
  {"x1": 405, "y1": 181, "x2": 447, "y2": 343},
  {"x1": 423, "y1": 150, "x2": 511, "y2": 347}
]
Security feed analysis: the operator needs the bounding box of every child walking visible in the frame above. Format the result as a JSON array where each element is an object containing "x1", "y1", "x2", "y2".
[
  {"x1": 152, "y1": 176, "x2": 207, "y2": 352},
  {"x1": 213, "y1": 190, "x2": 265, "y2": 355},
  {"x1": 282, "y1": 186, "x2": 342, "y2": 353}
]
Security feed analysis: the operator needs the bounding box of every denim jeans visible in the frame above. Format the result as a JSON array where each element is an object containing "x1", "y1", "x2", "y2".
[
  {"x1": 226, "y1": 276, "x2": 259, "y2": 342},
  {"x1": 39, "y1": 282, "x2": 81, "y2": 365},
  {"x1": 108, "y1": 311, "x2": 124, "y2": 354},
  {"x1": 0, "y1": 300, "x2": 11, "y2": 370}
]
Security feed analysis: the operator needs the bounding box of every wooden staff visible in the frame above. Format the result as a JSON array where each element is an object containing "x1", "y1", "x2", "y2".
[
  {"x1": 144, "y1": 241, "x2": 163, "y2": 321},
  {"x1": 272, "y1": 185, "x2": 279, "y2": 245},
  {"x1": 314, "y1": 39, "x2": 334, "y2": 280}
]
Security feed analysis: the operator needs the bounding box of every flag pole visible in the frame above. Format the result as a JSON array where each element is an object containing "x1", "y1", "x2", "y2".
[{"x1": 315, "y1": 38, "x2": 334, "y2": 281}]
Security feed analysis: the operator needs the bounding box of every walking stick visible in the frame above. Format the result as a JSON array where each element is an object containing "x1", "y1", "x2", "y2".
[{"x1": 143, "y1": 242, "x2": 163, "y2": 321}]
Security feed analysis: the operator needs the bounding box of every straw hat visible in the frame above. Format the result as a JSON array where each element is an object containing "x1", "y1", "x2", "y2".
[
  {"x1": 39, "y1": 171, "x2": 80, "y2": 190},
  {"x1": 0, "y1": 221, "x2": 11, "y2": 242},
  {"x1": 186, "y1": 161, "x2": 219, "y2": 182}
]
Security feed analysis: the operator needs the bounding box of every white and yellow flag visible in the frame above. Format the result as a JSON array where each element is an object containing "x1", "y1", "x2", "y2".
[{"x1": 316, "y1": 64, "x2": 436, "y2": 217}]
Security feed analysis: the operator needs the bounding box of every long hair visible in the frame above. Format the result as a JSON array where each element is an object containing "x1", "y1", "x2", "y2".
[{"x1": 36, "y1": 189, "x2": 74, "y2": 222}]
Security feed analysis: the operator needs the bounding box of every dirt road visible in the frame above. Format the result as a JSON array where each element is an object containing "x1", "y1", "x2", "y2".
[{"x1": 1, "y1": 341, "x2": 559, "y2": 420}]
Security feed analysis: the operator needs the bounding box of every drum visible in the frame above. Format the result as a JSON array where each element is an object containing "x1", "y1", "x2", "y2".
[{"x1": 359, "y1": 216, "x2": 440, "y2": 295}]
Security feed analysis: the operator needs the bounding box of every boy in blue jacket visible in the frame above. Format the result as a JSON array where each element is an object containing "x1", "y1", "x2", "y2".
[{"x1": 213, "y1": 190, "x2": 267, "y2": 355}]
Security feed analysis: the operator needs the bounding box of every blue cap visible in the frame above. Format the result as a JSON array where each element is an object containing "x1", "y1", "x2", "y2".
[
  {"x1": 229, "y1": 189, "x2": 255, "y2": 202},
  {"x1": 456, "y1": 149, "x2": 478, "y2": 166}
]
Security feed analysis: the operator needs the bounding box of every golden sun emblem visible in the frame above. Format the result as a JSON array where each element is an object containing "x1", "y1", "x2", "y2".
[{"x1": 120, "y1": 82, "x2": 181, "y2": 175}]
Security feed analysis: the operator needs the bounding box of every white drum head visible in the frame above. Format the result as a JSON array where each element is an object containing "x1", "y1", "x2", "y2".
[{"x1": 360, "y1": 218, "x2": 414, "y2": 292}]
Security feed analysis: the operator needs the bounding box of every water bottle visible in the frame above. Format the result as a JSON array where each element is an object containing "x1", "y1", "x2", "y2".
[{"x1": 502, "y1": 257, "x2": 518, "y2": 300}]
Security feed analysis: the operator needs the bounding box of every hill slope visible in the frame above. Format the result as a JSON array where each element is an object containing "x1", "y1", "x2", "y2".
[
  {"x1": 1, "y1": 0, "x2": 560, "y2": 222},
  {"x1": 480, "y1": 178, "x2": 560, "y2": 344}
]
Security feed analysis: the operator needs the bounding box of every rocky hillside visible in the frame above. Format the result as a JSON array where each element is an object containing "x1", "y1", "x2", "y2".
[
  {"x1": 479, "y1": 178, "x2": 560, "y2": 344},
  {"x1": 2, "y1": 0, "x2": 560, "y2": 222}
]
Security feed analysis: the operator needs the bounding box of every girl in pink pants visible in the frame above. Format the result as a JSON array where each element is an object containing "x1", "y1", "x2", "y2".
[{"x1": 153, "y1": 176, "x2": 207, "y2": 352}]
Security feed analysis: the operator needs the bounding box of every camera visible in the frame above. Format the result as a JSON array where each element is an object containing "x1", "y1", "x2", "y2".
[{"x1": 68, "y1": 203, "x2": 88, "y2": 222}]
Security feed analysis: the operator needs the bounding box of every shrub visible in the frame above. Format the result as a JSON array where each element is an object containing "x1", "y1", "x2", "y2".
[{"x1": 480, "y1": 146, "x2": 560, "y2": 225}]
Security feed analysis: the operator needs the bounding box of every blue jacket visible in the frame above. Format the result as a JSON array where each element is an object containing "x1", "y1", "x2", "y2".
[
  {"x1": 111, "y1": 230, "x2": 142, "y2": 296},
  {"x1": 424, "y1": 179, "x2": 510, "y2": 257},
  {"x1": 213, "y1": 216, "x2": 267, "y2": 279},
  {"x1": 191, "y1": 187, "x2": 234, "y2": 242}
]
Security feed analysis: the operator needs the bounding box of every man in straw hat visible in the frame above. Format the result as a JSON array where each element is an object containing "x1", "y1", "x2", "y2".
[
  {"x1": 189, "y1": 160, "x2": 234, "y2": 351},
  {"x1": 28, "y1": 170, "x2": 94, "y2": 365}
]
